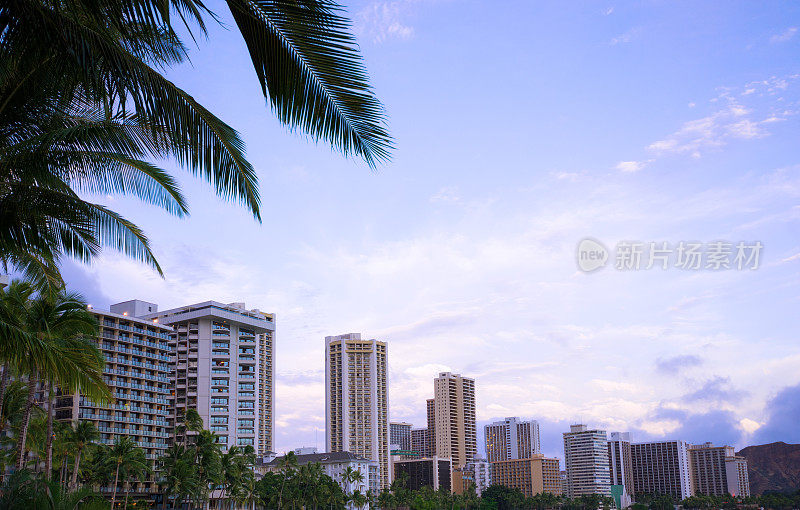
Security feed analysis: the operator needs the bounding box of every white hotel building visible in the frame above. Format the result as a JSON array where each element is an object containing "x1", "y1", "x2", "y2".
[{"x1": 145, "y1": 301, "x2": 275, "y2": 454}]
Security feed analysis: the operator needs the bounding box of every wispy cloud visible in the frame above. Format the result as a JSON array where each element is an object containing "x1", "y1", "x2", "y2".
[
  {"x1": 656, "y1": 354, "x2": 704, "y2": 374},
  {"x1": 617, "y1": 75, "x2": 799, "y2": 168},
  {"x1": 430, "y1": 186, "x2": 461, "y2": 203},
  {"x1": 356, "y1": 1, "x2": 416, "y2": 43},
  {"x1": 770, "y1": 27, "x2": 797, "y2": 44},
  {"x1": 610, "y1": 27, "x2": 641, "y2": 45}
]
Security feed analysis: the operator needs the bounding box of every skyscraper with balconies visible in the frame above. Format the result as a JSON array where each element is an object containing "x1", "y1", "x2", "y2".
[
  {"x1": 55, "y1": 300, "x2": 173, "y2": 496},
  {"x1": 688, "y1": 443, "x2": 750, "y2": 498},
  {"x1": 630, "y1": 440, "x2": 693, "y2": 500},
  {"x1": 145, "y1": 301, "x2": 275, "y2": 454},
  {"x1": 325, "y1": 333, "x2": 390, "y2": 489},
  {"x1": 432, "y1": 372, "x2": 476, "y2": 468},
  {"x1": 563, "y1": 424, "x2": 611, "y2": 498}
]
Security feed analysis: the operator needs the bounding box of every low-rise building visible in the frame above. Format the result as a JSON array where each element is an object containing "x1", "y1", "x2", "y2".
[
  {"x1": 393, "y1": 457, "x2": 453, "y2": 492},
  {"x1": 491, "y1": 455, "x2": 562, "y2": 497},
  {"x1": 261, "y1": 451, "x2": 379, "y2": 495}
]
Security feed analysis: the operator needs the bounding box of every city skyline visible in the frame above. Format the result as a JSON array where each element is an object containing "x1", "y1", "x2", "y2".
[{"x1": 60, "y1": 0, "x2": 800, "y2": 461}]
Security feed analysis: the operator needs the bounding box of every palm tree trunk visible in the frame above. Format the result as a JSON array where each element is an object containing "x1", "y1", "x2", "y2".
[
  {"x1": 0, "y1": 362, "x2": 10, "y2": 422},
  {"x1": 124, "y1": 480, "x2": 130, "y2": 510},
  {"x1": 14, "y1": 370, "x2": 38, "y2": 470},
  {"x1": 69, "y1": 447, "x2": 83, "y2": 491},
  {"x1": 45, "y1": 382, "x2": 54, "y2": 480},
  {"x1": 111, "y1": 462, "x2": 120, "y2": 509}
]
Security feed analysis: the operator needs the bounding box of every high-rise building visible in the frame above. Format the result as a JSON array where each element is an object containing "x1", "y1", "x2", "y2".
[
  {"x1": 432, "y1": 372, "x2": 476, "y2": 467},
  {"x1": 390, "y1": 422, "x2": 413, "y2": 451},
  {"x1": 145, "y1": 301, "x2": 275, "y2": 454},
  {"x1": 325, "y1": 333, "x2": 390, "y2": 489},
  {"x1": 607, "y1": 432, "x2": 634, "y2": 501},
  {"x1": 485, "y1": 417, "x2": 541, "y2": 462},
  {"x1": 55, "y1": 301, "x2": 173, "y2": 496},
  {"x1": 631, "y1": 440, "x2": 693, "y2": 500},
  {"x1": 688, "y1": 443, "x2": 750, "y2": 497},
  {"x1": 426, "y1": 398, "x2": 436, "y2": 458},
  {"x1": 412, "y1": 427, "x2": 433, "y2": 457},
  {"x1": 563, "y1": 424, "x2": 611, "y2": 497},
  {"x1": 491, "y1": 455, "x2": 563, "y2": 497}
]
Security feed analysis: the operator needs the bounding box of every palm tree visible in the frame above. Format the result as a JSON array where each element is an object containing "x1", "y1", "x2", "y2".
[
  {"x1": 159, "y1": 444, "x2": 199, "y2": 510},
  {"x1": 350, "y1": 490, "x2": 367, "y2": 510},
  {"x1": 11, "y1": 285, "x2": 110, "y2": 472},
  {"x1": 278, "y1": 451, "x2": 298, "y2": 509},
  {"x1": 0, "y1": 280, "x2": 35, "y2": 416},
  {"x1": 15, "y1": 288, "x2": 108, "y2": 473},
  {"x1": 101, "y1": 436, "x2": 149, "y2": 509},
  {"x1": 1, "y1": 0, "x2": 391, "y2": 283},
  {"x1": 66, "y1": 421, "x2": 99, "y2": 491}
]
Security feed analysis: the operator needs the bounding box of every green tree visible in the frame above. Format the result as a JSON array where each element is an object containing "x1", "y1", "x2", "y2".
[
  {"x1": 10, "y1": 285, "x2": 110, "y2": 471},
  {"x1": 100, "y1": 436, "x2": 150, "y2": 509},
  {"x1": 65, "y1": 420, "x2": 99, "y2": 491},
  {"x1": 159, "y1": 443, "x2": 200, "y2": 510}
]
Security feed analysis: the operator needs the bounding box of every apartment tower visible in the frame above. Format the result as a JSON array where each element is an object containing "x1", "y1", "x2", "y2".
[
  {"x1": 55, "y1": 300, "x2": 173, "y2": 495},
  {"x1": 563, "y1": 424, "x2": 611, "y2": 497},
  {"x1": 325, "y1": 333, "x2": 390, "y2": 488},
  {"x1": 630, "y1": 440, "x2": 693, "y2": 500},
  {"x1": 485, "y1": 416, "x2": 541, "y2": 462},
  {"x1": 145, "y1": 301, "x2": 275, "y2": 454},
  {"x1": 688, "y1": 443, "x2": 750, "y2": 497},
  {"x1": 432, "y1": 372, "x2": 476, "y2": 467},
  {"x1": 607, "y1": 432, "x2": 634, "y2": 499}
]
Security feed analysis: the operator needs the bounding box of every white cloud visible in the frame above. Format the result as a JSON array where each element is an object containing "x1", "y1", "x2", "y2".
[
  {"x1": 770, "y1": 27, "x2": 797, "y2": 43},
  {"x1": 616, "y1": 160, "x2": 647, "y2": 173}
]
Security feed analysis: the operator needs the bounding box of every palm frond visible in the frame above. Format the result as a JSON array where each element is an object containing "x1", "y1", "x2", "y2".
[{"x1": 227, "y1": 0, "x2": 393, "y2": 167}]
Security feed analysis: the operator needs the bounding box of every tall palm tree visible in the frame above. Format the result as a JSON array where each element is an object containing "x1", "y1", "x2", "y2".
[
  {"x1": 278, "y1": 451, "x2": 298, "y2": 510},
  {"x1": 101, "y1": 436, "x2": 149, "y2": 509},
  {"x1": 1, "y1": 0, "x2": 392, "y2": 283},
  {"x1": 12, "y1": 285, "x2": 110, "y2": 472},
  {"x1": 66, "y1": 420, "x2": 99, "y2": 491},
  {"x1": 159, "y1": 443, "x2": 199, "y2": 510}
]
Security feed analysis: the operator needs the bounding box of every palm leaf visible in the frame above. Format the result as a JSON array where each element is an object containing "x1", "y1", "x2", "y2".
[{"x1": 227, "y1": 0, "x2": 393, "y2": 166}]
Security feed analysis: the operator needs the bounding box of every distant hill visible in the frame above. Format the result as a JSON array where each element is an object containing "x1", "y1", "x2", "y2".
[{"x1": 738, "y1": 442, "x2": 800, "y2": 495}]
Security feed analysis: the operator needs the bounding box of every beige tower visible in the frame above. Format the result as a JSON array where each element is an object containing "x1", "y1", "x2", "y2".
[
  {"x1": 432, "y1": 372, "x2": 476, "y2": 467},
  {"x1": 325, "y1": 333, "x2": 390, "y2": 489}
]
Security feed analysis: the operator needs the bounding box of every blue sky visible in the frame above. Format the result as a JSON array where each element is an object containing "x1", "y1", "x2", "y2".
[{"x1": 64, "y1": 0, "x2": 800, "y2": 460}]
